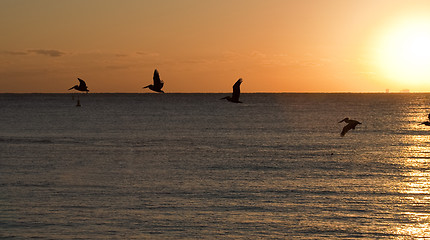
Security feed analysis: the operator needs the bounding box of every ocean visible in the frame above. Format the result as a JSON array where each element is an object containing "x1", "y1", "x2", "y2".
[{"x1": 2, "y1": 93, "x2": 430, "y2": 239}]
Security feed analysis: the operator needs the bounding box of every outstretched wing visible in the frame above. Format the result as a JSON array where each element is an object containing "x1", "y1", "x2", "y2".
[
  {"x1": 340, "y1": 121, "x2": 360, "y2": 137},
  {"x1": 77, "y1": 78, "x2": 87, "y2": 88},
  {"x1": 232, "y1": 78, "x2": 242, "y2": 101},
  {"x1": 153, "y1": 69, "x2": 164, "y2": 88},
  {"x1": 341, "y1": 124, "x2": 353, "y2": 137}
]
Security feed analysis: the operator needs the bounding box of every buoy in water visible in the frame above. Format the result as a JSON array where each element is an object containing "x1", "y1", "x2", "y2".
[{"x1": 76, "y1": 99, "x2": 81, "y2": 107}]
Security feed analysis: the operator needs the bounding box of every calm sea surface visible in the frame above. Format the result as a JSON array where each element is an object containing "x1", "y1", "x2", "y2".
[{"x1": 2, "y1": 93, "x2": 430, "y2": 239}]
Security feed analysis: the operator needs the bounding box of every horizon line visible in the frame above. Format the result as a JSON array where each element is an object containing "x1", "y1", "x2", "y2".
[{"x1": 0, "y1": 91, "x2": 425, "y2": 94}]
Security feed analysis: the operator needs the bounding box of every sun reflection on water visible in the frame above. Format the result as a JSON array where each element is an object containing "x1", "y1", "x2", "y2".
[{"x1": 394, "y1": 132, "x2": 430, "y2": 238}]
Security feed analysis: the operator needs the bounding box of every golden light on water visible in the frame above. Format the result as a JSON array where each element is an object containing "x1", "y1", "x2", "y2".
[
  {"x1": 395, "y1": 132, "x2": 430, "y2": 238},
  {"x1": 396, "y1": 215, "x2": 430, "y2": 238}
]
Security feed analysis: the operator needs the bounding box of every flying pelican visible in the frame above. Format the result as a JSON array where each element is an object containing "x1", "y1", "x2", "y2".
[
  {"x1": 338, "y1": 118, "x2": 362, "y2": 137},
  {"x1": 143, "y1": 69, "x2": 164, "y2": 93},
  {"x1": 420, "y1": 113, "x2": 430, "y2": 126},
  {"x1": 68, "y1": 78, "x2": 89, "y2": 92},
  {"x1": 221, "y1": 78, "x2": 243, "y2": 103}
]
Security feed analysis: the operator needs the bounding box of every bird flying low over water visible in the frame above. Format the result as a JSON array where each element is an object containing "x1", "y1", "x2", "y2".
[
  {"x1": 420, "y1": 113, "x2": 430, "y2": 126},
  {"x1": 221, "y1": 78, "x2": 243, "y2": 103},
  {"x1": 143, "y1": 69, "x2": 164, "y2": 93},
  {"x1": 68, "y1": 78, "x2": 89, "y2": 92},
  {"x1": 338, "y1": 118, "x2": 361, "y2": 137}
]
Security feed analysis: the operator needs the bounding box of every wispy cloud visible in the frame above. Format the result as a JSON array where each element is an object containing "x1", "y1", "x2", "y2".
[
  {"x1": 115, "y1": 54, "x2": 128, "y2": 57},
  {"x1": 27, "y1": 49, "x2": 66, "y2": 57},
  {"x1": 136, "y1": 51, "x2": 160, "y2": 57},
  {"x1": 1, "y1": 50, "x2": 28, "y2": 55},
  {"x1": 106, "y1": 65, "x2": 131, "y2": 70}
]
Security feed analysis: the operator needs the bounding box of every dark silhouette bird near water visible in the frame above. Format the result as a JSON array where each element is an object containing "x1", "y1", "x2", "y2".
[
  {"x1": 68, "y1": 78, "x2": 89, "y2": 92},
  {"x1": 420, "y1": 114, "x2": 430, "y2": 126},
  {"x1": 221, "y1": 78, "x2": 243, "y2": 103},
  {"x1": 338, "y1": 117, "x2": 362, "y2": 137},
  {"x1": 143, "y1": 69, "x2": 164, "y2": 93}
]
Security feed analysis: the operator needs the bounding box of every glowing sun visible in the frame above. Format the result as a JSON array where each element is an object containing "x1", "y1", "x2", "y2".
[{"x1": 376, "y1": 19, "x2": 430, "y2": 86}]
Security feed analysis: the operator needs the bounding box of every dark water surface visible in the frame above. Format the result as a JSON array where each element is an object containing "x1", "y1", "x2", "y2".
[{"x1": 2, "y1": 93, "x2": 430, "y2": 239}]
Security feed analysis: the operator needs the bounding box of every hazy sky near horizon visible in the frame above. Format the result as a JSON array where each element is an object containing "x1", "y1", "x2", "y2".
[{"x1": 2, "y1": 0, "x2": 430, "y2": 93}]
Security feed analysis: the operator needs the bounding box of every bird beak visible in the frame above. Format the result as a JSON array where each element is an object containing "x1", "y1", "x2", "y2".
[{"x1": 338, "y1": 118, "x2": 347, "y2": 123}]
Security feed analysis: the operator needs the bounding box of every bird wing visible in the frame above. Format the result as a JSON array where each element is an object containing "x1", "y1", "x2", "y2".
[
  {"x1": 341, "y1": 124, "x2": 354, "y2": 137},
  {"x1": 341, "y1": 122, "x2": 360, "y2": 137},
  {"x1": 353, "y1": 120, "x2": 362, "y2": 125},
  {"x1": 77, "y1": 78, "x2": 87, "y2": 88},
  {"x1": 232, "y1": 78, "x2": 242, "y2": 101},
  {"x1": 153, "y1": 69, "x2": 163, "y2": 88}
]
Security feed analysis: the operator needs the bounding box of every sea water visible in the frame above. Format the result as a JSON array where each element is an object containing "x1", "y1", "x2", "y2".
[{"x1": 2, "y1": 93, "x2": 430, "y2": 239}]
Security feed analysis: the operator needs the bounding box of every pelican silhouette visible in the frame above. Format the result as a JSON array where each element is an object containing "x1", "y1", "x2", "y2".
[
  {"x1": 68, "y1": 78, "x2": 89, "y2": 92},
  {"x1": 143, "y1": 69, "x2": 164, "y2": 93},
  {"x1": 420, "y1": 114, "x2": 430, "y2": 126},
  {"x1": 338, "y1": 118, "x2": 362, "y2": 137},
  {"x1": 221, "y1": 78, "x2": 243, "y2": 103}
]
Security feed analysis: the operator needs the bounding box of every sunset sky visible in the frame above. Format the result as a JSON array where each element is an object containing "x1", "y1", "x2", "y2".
[{"x1": 2, "y1": 0, "x2": 430, "y2": 93}]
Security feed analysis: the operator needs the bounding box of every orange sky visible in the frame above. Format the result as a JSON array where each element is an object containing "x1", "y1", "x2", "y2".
[{"x1": 2, "y1": 0, "x2": 430, "y2": 93}]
